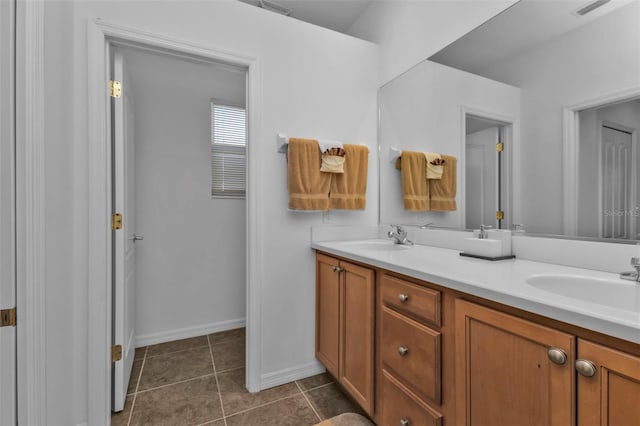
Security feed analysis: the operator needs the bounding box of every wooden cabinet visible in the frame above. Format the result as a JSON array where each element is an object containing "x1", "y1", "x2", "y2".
[
  {"x1": 577, "y1": 339, "x2": 640, "y2": 426},
  {"x1": 455, "y1": 299, "x2": 575, "y2": 426},
  {"x1": 315, "y1": 253, "x2": 375, "y2": 416},
  {"x1": 379, "y1": 273, "x2": 444, "y2": 424},
  {"x1": 316, "y1": 250, "x2": 640, "y2": 425}
]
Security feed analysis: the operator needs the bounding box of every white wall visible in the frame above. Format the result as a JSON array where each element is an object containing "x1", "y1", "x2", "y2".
[
  {"x1": 378, "y1": 60, "x2": 520, "y2": 228},
  {"x1": 347, "y1": 0, "x2": 518, "y2": 85},
  {"x1": 480, "y1": 1, "x2": 640, "y2": 235},
  {"x1": 120, "y1": 48, "x2": 247, "y2": 344},
  {"x1": 41, "y1": 1, "x2": 378, "y2": 424}
]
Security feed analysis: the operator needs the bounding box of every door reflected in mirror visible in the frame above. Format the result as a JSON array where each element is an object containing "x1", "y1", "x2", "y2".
[
  {"x1": 465, "y1": 115, "x2": 510, "y2": 230},
  {"x1": 578, "y1": 98, "x2": 640, "y2": 239}
]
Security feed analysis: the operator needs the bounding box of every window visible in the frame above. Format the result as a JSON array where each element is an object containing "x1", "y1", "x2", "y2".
[{"x1": 211, "y1": 100, "x2": 246, "y2": 198}]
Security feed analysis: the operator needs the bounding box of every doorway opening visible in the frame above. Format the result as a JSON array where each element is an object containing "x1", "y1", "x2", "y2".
[
  {"x1": 109, "y1": 44, "x2": 249, "y2": 414},
  {"x1": 464, "y1": 114, "x2": 512, "y2": 230}
]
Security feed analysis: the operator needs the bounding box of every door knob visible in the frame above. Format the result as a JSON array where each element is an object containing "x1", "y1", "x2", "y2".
[
  {"x1": 575, "y1": 359, "x2": 597, "y2": 377},
  {"x1": 400, "y1": 419, "x2": 410, "y2": 426},
  {"x1": 398, "y1": 346, "x2": 409, "y2": 356},
  {"x1": 131, "y1": 234, "x2": 144, "y2": 242},
  {"x1": 399, "y1": 294, "x2": 409, "y2": 303},
  {"x1": 332, "y1": 266, "x2": 343, "y2": 273}
]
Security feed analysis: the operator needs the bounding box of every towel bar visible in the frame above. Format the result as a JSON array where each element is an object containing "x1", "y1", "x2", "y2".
[{"x1": 277, "y1": 133, "x2": 370, "y2": 154}]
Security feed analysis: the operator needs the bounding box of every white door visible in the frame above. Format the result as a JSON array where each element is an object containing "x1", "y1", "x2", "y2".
[
  {"x1": 601, "y1": 125, "x2": 634, "y2": 239},
  {"x1": 466, "y1": 127, "x2": 499, "y2": 230},
  {"x1": 112, "y1": 50, "x2": 137, "y2": 412},
  {"x1": 0, "y1": 0, "x2": 17, "y2": 423}
]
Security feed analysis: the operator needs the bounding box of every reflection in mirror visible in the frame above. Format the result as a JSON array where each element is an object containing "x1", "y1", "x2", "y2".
[
  {"x1": 379, "y1": 0, "x2": 640, "y2": 241},
  {"x1": 465, "y1": 115, "x2": 509, "y2": 230},
  {"x1": 578, "y1": 98, "x2": 640, "y2": 239}
]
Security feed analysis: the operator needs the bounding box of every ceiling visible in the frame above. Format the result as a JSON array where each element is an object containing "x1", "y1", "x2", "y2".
[
  {"x1": 430, "y1": 0, "x2": 635, "y2": 76},
  {"x1": 237, "y1": 0, "x2": 372, "y2": 33}
]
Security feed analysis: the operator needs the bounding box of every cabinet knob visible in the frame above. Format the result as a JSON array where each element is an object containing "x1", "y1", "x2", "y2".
[
  {"x1": 575, "y1": 359, "x2": 597, "y2": 377},
  {"x1": 547, "y1": 348, "x2": 567, "y2": 365},
  {"x1": 400, "y1": 419, "x2": 410, "y2": 426},
  {"x1": 332, "y1": 266, "x2": 343, "y2": 273},
  {"x1": 398, "y1": 346, "x2": 409, "y2": 356},
  {"x1": 399, "y1": 293, "x2": 409, "y2": 303}
]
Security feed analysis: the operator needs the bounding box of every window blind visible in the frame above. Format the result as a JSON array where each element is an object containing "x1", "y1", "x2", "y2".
[{"x1": 211, "y1": 101, "x2": 246, "y2": 198}]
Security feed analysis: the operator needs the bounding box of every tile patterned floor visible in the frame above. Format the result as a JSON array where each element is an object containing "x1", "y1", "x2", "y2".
[{"x1": 111, "y1": 328, "x2": 364, "y2": 426}]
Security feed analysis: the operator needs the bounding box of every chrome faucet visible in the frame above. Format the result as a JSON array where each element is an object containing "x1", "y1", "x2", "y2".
[
  {"x1": 620, "y1": 257, "x2": 640, "y2": 282},
  {"x1": 388, "y1": 225, "x2": 413, "y2": 245},
  {"x1": 479, "y1": 224, "x2": 493, "y2": 239}
]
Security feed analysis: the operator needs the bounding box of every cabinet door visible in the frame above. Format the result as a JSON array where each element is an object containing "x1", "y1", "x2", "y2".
[
  {"x1": 316, "y1": 253, "x2": 341, "y2": 377},
  {"x1": 577, "y1": 339, "x2": 640, "y2": 426},
  {"x1": 455, "y1": 300, "x2": 575, "y2": 426},
  {"x1": 341, "y1": 260, "x2": 375, "y2": 416}
]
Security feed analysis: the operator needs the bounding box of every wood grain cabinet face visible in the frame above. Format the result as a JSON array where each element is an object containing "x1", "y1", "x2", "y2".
[
  {"x1": 380, "y1": 370, "x2": 443, "y2": 426},
  {"x1": 577, "y1": 339, "x2": 640, "y2": 426},
  {"x1": 316, "y1": 253, "x2": 341, "y2": 378},
  {"x1": 381, "y1": 274, "x2": 441, "y2": 327},
  {"x1": 455, "y1": 299, "x2": 575, "y2": 426},
  {"x1": 340, "y1": 261, "x2": 375, "y2": 416},
  {"x1": 315, "y1": 253, "x2": 375, "y2": 417},
  {"x1": 381, "y1": 306, "x2": 441, "y2": 405}
]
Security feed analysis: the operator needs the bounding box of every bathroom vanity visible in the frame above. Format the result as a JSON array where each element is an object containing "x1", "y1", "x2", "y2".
[{"x1": 313, "y1": 240, "x2": 640, "y2": 426}]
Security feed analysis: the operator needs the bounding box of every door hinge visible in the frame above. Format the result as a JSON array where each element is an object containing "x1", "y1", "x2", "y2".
[
  {"x1": 111, "y1": 345, "x2": 122, "y2": 362},
  {"x1": 496, "y1": 142, "x2": 504, "y2": 152},
  {"x1": 496, "y1": 210, "x2": 505, "y2": 220},
  {"x1": 112, "y1": 213, "x2": 123, "y2": 230},
  {"x1": 110, "y1": 80, "x2": 122, "y2": 99},
  {"x1": 0, "y1": 307, "x2": 16, "y2": 327}
]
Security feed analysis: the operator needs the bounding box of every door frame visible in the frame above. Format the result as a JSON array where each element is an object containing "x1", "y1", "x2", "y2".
[
  {"x1": 460, "y1": 106, "x2": 517, "y2": 230},
  {"x1": 15, "y1": 0, "x2": 47, "y2": 423},
  {"x1": 562, "y1": 86, "x2": 640, "y2": 235},
  {"x1": 87, "y1": 20, "x2": 263, "y2": 424}
]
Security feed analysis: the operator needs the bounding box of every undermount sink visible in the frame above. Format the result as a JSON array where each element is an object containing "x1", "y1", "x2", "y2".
[
  {"x1": 340, "y1": 239, "x2": 412, "y2": 252},
  {"x1": 526, "y1": 274, "x2": 640, "y2": 311}
]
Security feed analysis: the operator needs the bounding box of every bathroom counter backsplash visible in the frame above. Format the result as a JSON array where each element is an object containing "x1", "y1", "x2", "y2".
[{"x1": 311, "y1": 238, "x2": 640, "y2": 344}]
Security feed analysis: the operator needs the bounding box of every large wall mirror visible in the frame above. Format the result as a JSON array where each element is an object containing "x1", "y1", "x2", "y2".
[{"x1": 379, "y1": 0, "x2": 640, "y2": 242}]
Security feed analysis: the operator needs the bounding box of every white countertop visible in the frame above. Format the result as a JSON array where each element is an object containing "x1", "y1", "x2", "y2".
[{"x1": 311, "y1": 239, "x2": 640, "y2": 344}]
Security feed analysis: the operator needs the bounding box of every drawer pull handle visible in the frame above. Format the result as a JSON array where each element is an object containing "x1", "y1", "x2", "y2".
[
  {"x1": 399, "y1": 294, "x2": 409, "y2": 303},
  {"x1": 576, "y1": 359, "x2": 597, "y2": 377},
  {"x1": 547, "y1": 348, "x2": 567, "y2": 365},
  {"x1": 398, "y1": 346, "x2": 409, "y2": 356},
  {"x1": 400, "y1": 419, "x2": 410, "y2": 426}
]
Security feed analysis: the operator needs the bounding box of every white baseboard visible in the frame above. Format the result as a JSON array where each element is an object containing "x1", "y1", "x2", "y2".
[
  {"x1": 260, "y1": 360, "x2": 326, "y2": 390},
  {"x1": 134, "y1": 318, "x2": 245, "y2": 347}
]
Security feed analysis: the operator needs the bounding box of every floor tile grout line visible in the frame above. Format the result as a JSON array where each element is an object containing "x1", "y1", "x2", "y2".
[
  {"x1": 302, "y1": 381, "x2": 335, "y2": 393},
  {"x1": 194, "y1": 415, "x2": 225, "y2": 426},
  {"x1": 208, "y1": 334, "x2": 228, "y2": 426},
  {"x1": 136, "y1": 372, "x2": 217, "y2": 395},
  {"x1": 223, "y1": 391, "x2": 305, "y2": 419},
  {"x1": 215, "y1": 365, "x2": 244, "y2": 375},
  {"x1": 144, "y1": 343, "x2": 211, "y2": 359},
  {"x1": 296, "y1": 381, "x2": 322, "y2": 422},
  {"x1": 125, "y1": 346, "x2": 147, "y2": 426}
]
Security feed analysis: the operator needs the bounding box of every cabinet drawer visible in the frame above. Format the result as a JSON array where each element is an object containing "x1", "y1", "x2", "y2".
[
  {"x1": 381, "y1": 370, "x2": 442, "y2": 426},
  {"x1": 381, "y1": 274, "x2": 441, "y2": 327},
  {"x1": 381, "y1": 306, "x2": 441, "y2": 405}
]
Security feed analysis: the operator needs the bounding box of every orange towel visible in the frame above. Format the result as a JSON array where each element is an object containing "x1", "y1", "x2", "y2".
[
  {"x1": 396, "y1": 151, "x2": 430, "y2": 211},
  {"x1": 329, "y1": 144, "x2": 368, "y2": 210},
  {"x1": 287, "y1": 138, "x2": 331, "y2": 211},
  {"x1": 430, "y1": 155, "x2": 457, "y2": 211}
]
